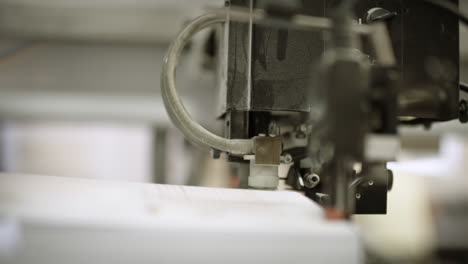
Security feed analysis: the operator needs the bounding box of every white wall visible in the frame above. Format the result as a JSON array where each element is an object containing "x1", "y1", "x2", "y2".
[{"x1": 1, "y1": 121, "x2": 153, "y2": 182}]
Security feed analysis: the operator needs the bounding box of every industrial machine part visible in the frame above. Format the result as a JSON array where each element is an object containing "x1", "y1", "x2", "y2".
[{"x1": 161, "y1": 0, "x2": 462, "y2": 216}]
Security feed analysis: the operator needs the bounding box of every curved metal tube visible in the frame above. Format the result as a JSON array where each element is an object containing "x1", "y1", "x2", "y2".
[{"x1": 161, "y1": 12, "x2": 254, "y2": 155}]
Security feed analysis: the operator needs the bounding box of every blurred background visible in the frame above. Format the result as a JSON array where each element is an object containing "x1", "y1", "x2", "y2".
[
  {"x1": 0, "y1": 0, "x2": 467, "y2": 263},
  {"x1": 0, "y1": 0, "x2": 230, "y2": 186}
]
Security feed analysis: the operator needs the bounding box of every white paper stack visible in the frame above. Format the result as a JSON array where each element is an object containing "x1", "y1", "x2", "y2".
[{"x1": 0, "y1": 173, "x2": 362, "y2": 264}]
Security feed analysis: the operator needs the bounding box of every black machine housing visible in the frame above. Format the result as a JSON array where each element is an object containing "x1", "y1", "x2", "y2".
[{"x1": 217, "y1": 0, "x2": 459, "y2": 214}]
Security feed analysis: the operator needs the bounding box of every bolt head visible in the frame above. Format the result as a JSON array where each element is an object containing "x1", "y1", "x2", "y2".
[{"x1": 304, "y1": 173, "x2": 320, "y2": 188}]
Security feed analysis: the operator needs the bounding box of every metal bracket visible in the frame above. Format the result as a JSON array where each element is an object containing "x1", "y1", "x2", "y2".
[{"x1": 254, "y1": 136, "x2": 282, "y2": 165}]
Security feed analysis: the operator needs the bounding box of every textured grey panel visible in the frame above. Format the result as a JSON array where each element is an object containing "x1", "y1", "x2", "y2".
[{"x1": 225, "y1": 0, "x2": 325, "y2": 112}]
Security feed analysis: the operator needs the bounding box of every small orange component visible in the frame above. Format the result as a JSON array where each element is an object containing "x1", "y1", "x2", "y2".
[{"x1": 324, "y1": 208, "x2": 346, "y2": 220}]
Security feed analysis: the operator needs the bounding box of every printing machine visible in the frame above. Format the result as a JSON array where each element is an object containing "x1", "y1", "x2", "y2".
[
  {"x1": 161, "y1": 0, "x2": 461, "y2": 216},
  {"x1": 0, "y1": 0, "x2": 467, "y2": 263}
]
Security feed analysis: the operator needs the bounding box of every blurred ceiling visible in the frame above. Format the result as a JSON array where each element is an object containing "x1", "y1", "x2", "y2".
[{"x1": 0, "y1": 0, "x2": 221, "y2": 43}]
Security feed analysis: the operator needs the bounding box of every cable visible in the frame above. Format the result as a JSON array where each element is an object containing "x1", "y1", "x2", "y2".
[
  {"x1": 161, "y1": 3, "x2": 466, "y2": 153},
  {"x1": 161, "y1": 12, "x2": 254, "y2": 155},
  {"x1": 422, "y1": 0, "x2": 468, "y2": 26}
]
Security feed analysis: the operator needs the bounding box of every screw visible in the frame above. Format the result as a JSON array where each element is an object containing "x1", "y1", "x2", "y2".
[
  {"x1": 356, "y1": 193, "x2": 361, "y2": 199},
  {"x1": 304, "y1": 173, "x2": 320, "y2": 188},
  {"x1": 284, "y1": 154, "x2": 293, "y2": 163},
  {"x1": 368, "y1": 180, "x2": 374, "y2": 186},
  {"x1": 310, "y1": 175, "x2": 319, "y2": 183}
]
